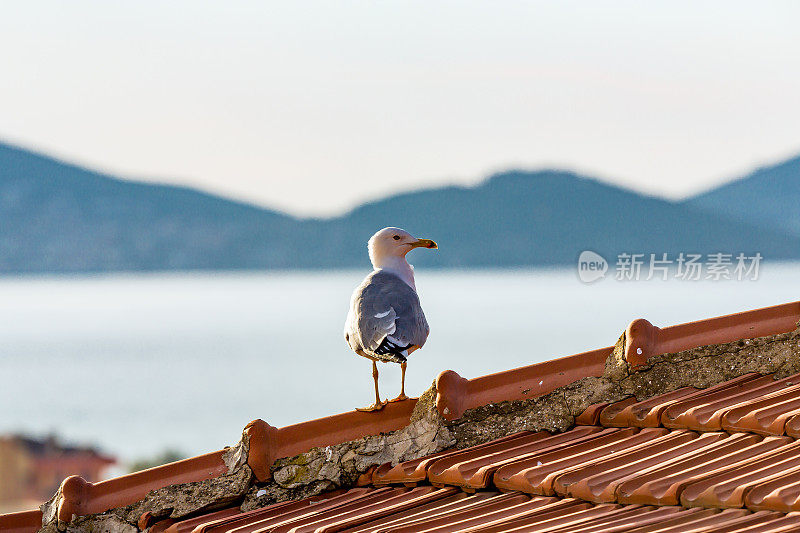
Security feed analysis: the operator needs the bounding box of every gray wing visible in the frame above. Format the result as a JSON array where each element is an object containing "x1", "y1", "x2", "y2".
[{"x1": 344, "y1": 270, "x2": 429, "y2": 362}]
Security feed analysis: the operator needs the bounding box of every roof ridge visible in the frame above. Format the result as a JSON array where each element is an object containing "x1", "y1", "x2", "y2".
[{"x1": 7, "y1": 300, "x2": 800, "y2": 532}]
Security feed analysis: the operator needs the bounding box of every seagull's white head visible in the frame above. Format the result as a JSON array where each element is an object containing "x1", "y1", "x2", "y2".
[{"x1": 367, "y1": 227, "x2": 438, "y2": 270}]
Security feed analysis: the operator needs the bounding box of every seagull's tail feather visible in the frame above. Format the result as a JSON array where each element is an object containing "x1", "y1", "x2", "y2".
[{"x1": 374, "y1": 337, "x2": 410, "y2": 363}]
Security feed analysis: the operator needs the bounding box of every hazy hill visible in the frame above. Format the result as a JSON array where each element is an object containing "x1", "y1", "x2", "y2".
[
  {"x1": 0, "y1": 143, "x2": 300, "y2": 272},
  {"x1": 1, "y1": 141, "x2": 799, "y2": 273},
  {"x1": 327, "y1": 170, "x2": 800, "y2": 268},
  {"x1": 684, "y1": 155, "x2": 800, "y2": 236}
]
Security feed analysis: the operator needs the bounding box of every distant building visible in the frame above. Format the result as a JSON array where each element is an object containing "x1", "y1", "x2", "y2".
[{"x1": 0, "y1": 435, "x2": 114, "y2": 511}]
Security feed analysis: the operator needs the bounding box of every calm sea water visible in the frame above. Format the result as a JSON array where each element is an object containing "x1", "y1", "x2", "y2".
[{"x1": 1, "y1": 265, "x2": 799, "y2": 469}]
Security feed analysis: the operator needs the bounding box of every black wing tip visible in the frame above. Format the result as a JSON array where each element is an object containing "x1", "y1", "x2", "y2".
[{"x1": 374, "y1": 337, "x2": 410, "y2": 363}]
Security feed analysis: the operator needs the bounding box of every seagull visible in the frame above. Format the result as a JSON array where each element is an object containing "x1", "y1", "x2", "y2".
[{"x1": 344, "y1": 227, "x2": 437, "y2": 411}]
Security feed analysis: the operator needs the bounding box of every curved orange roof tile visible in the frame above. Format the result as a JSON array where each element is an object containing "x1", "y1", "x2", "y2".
[
  {"x1": 0, "y1": 510, "x2": 42, "y2": 533},
  {"x1": 625, "y1": 301, "x2": 800, "y2": 367},
  {"x1": 435, "y1": 346, "x2": 613, "y2": 421}
]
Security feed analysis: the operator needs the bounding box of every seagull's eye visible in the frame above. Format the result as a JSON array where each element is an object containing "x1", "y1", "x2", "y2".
[{"x1": 392, "y1": 235, "x2": 401, "y2": 240}]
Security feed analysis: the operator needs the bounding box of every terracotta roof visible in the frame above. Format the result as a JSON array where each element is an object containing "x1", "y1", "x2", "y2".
[
  {"x1": 3, "y1": 300, "x2": 800, "y2": 532},
  {"x1": 140, "y1": 493, "x2": 800, "y2": 533},
  {"x1": 132, "y1": 371, "x2": 800, "y2": 531},
  {"x1": 382, "y1": 374, "x2": 800, "y2": 511}
]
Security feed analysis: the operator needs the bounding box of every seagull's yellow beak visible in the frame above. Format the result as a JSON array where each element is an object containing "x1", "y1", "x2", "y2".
[{"x1": 409, "y1": 238, "x2": 438, "y2": 250}]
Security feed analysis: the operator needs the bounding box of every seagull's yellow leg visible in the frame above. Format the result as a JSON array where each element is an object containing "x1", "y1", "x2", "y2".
[
  {"x1": 356, "y1": 360, "x2": 386, "y2": 412},
  {"x1": 389, "y1": 361, "x2": 409, "y2": 402}
]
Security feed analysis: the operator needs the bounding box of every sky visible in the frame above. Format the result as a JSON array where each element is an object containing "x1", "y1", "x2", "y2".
[{"x1": 1, "y1": 1, "x2": 799, "y2": 217}]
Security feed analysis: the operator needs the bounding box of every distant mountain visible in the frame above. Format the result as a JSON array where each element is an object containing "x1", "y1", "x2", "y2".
[
  {"x1": 0, "y1": 143, "x2": 300, "y2": 272},
  {"x1": 1, "y1": 141, "x2": 799, "y2": 273},
  {"x1": 326, "y1": 170, "x2": 800, "y2": 269},
  {"x1": 684, "y1": 155, "x2": 800, "y2": 236}
]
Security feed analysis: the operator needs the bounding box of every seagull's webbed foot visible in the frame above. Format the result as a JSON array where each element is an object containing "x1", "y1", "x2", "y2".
[
  {"x1": 388, "y1": 393, "x2": 409, "y2": 403},
  {"x1": 355, "y1": 401, "x2": 387, "y2": 412}
]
